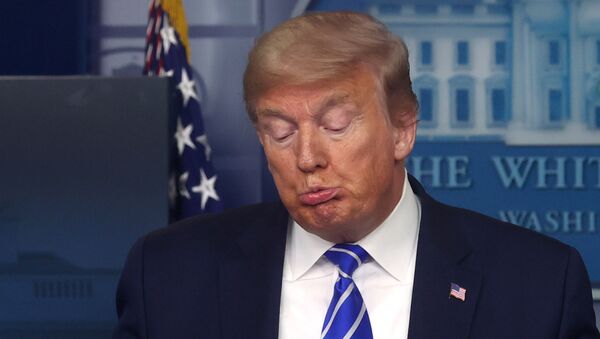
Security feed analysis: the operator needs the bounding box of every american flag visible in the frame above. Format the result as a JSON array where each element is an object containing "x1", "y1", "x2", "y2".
[
  {"x1": 450, "y1": 282, "x2": 466, "y2": 301},
  {"x1": 144, "y1": 0, "x2": 223, "y2": 220}
]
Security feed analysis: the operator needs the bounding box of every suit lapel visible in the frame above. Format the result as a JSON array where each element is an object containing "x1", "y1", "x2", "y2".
[
  {"x1": 215, "y1": 178, "x2": 483, "y2": 339},
  {"x1": 408, "y1": 177, "x2": 482, "y2": 339},
  {"x1": 218, "y1": 202, "x2": 289, "y2": 339}
]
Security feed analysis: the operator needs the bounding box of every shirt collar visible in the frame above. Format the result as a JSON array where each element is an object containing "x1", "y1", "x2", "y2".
[
  {"x1": 358, "y1": 170, "x2": 421, "y2": 283},
  {"x1": 283, "y1": 218, "x2": 334, "y2": 281},
  {"x1": 283, "y1": 170, "x2": 421, "y2": 283}
]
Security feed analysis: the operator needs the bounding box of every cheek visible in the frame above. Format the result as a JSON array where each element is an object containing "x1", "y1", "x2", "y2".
[
  {"x1": 334, "y1": 133, "x2": 395, "y2": 191},
  {"x1": 265, "y1": 149, "x2": 297, "y2": 188}
]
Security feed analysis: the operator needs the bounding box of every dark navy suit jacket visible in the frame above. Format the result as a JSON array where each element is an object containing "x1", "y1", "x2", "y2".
[{"x1": 113, "y1": 177, "x2": 599, "y2": 338}]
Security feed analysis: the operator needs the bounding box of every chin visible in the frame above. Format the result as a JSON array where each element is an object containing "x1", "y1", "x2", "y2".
[{"x1": 299, "y1": 206, "x2": 355, "y2": 236}]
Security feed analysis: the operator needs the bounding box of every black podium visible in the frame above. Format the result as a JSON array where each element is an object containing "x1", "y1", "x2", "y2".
[{"x1": 0, "y1": 77, "x2": 173, "y2": 338}]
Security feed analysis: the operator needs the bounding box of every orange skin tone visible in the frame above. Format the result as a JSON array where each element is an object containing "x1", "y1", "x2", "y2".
[{"x1": 255, "y1": 67, "x2": 416, "y2": 243}]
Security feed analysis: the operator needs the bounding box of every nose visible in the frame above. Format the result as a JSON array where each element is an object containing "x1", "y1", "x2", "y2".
[{"x1": 296, "y1": 128, "x2": 327, "y2": 172}]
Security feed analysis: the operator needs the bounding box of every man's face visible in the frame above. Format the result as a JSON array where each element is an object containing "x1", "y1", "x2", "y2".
[{"x1": 255, "y1": 68, "x2": 415, "y2": 243}]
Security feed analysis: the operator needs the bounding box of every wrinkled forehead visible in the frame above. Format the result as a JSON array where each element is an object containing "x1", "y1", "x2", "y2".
[
  {"x1": 256, "y1": 92, "x2": 354, "y2": 124},
  {"x1": 254, "y1": 66, "x2": 385, "y2": 119}
]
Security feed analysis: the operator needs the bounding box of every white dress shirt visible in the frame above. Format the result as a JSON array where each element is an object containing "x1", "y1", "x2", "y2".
[{"x1": 278, "y1": 171, "x2": 421, "y2": 339}]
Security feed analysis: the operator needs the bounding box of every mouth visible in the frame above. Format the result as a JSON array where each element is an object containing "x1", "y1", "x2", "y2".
[{"x1": 298, "y1": 187, "x2": 339, "y2": 206}]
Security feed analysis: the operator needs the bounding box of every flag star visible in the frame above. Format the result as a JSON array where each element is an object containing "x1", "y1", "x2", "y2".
[
  {"x1": 174, "y1": 118, "x2": 196, "y2": 155},
  {"x1": 160, "y1": 18, "x2": 178, "y2": 54},
  {"x1": 177, "y1": 69, "x2": 198, "y2": 106},
  {"x1": 196, "y1": 134, "x2": 212, "y2": 161},
  {"x1": 178, "y1": 171, "x2": 191, "y2": 199},
  {"x1": 191, "y1": 169, "x2": 220, "y2": 210}
]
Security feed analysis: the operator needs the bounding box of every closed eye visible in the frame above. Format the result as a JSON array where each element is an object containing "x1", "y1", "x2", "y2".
[
  {"x1": 327, "y1": 123, "x2": 349, "y2": 131},
  {"x1": 320, "y1": 105, "x2": 355, "y2": 136},
  {"x1": 272, "y1": 130, "x2": 296, "y2": 143},
  {"x1": 322, "y1": 122, "x2": 350, "y2": 135},
  {"x1": 258, "y1": 115, "x2": 297, "y2": 145},
  {"x1": 324, "y1": 126, "x2": 347, "y2": 133}
]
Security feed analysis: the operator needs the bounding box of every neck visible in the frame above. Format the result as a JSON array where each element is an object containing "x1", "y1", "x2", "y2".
[{"x1": 320, "y1": 168, "x2": 406, "y2": 243}]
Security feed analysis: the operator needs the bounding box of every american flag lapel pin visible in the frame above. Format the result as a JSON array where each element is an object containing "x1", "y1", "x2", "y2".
[{"x1": 449, "y1": 282, "x2": 466, "y2": 302}]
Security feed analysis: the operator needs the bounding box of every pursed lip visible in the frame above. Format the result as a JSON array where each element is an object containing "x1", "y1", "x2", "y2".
[{"x1": 298, "y1": 187, "x2": 339, "y2": 206}]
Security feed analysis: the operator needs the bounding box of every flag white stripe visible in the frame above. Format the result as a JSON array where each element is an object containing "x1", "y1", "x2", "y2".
[
  {"x1": 321, "y1": 282, "x2": 355, "y2": 339},
  {"x1": 154, "y1": 15, "x2": 162, "y2": 34},
  {"x1": 342, "y1": 302, "x2": 367, "y2": 339},
  {"x1": 146, "y1": 18, "x2": 154, "y2": 37}
]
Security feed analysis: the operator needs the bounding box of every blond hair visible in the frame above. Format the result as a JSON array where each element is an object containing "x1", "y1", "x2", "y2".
[{"x1": 243, "y1": 11, "x2": 417, "y2": 126}]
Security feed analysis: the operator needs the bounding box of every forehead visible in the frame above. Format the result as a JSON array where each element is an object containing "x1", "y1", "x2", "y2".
[{"x1": 255, "y1": 68, "x2": 381, "y2": 119}]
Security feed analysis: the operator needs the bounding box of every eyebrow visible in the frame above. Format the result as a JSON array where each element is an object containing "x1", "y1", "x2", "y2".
[
  {"x1": 256, "y1": 93, "x2": 352, "y2": 122},
  {"x1": 255, "y1": 108, "x2": 295, "y2": 130},
  {"x1": 257, "y1": 108, "x2": 286, "y2": 119},
  {"x1": 314, "y1": 94, "x2": 351, "y2": 118}
]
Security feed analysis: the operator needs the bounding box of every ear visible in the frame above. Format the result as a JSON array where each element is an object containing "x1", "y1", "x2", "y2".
[
  {"x1": 392, "y1": 116, "x2": 417, "y2": 161},
  {"x1": 256, "y1": 130, "x2": 265, "y2": 146},
  {"x1": 256, "y1": 130, "x2": 274, "y2": 172}
]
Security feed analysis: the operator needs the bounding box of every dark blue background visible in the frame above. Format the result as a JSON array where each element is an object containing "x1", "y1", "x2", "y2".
[
  {"x1": 409, "y1": 141, "x2": 600, "y2": 282},
  {"x1": 0, "y1": 0, "x2": 95, "y2": 76}
]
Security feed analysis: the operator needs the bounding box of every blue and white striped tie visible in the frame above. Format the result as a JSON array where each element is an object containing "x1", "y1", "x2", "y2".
[{"x1": 321, "y1": 244, "x2": 373, "y2": 339}]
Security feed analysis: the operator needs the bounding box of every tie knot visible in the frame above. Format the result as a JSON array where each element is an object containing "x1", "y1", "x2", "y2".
[{"x1": 324, "y1": 244, "x2": 369, "y2": 278}]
